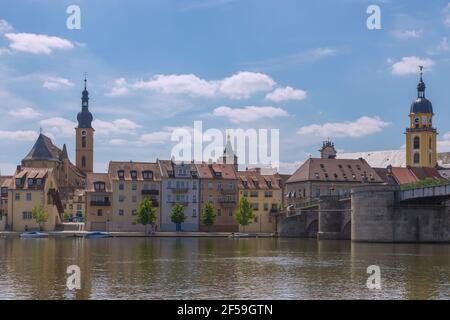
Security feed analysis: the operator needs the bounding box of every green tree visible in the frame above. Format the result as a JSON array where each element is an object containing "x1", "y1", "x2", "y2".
[
  {"x1": 32, "y1": 204, "x2": 49, "y2": 231},
  {"x1": 170, "y1": 203, "x2": 186, "y2": 232},
  {"x1": 235, "y1": 197, "x2": 255, "y2": 232},
  {"x1": 134, "y1": 197, "x2": 157, "y2": 234},
  {"x1": 201, "y1": 202, "x2": 216, "y2": 231}
]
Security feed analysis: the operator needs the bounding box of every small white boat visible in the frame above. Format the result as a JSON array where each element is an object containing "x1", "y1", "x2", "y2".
[
  {"x1": 229, "y1": 233, "x2": 252, "y2": 238},
  {"x1": 20, "y1": 231, "x2": 49, "y2": 238},
  {"x1": 85, "y1": 231, "x2": 111, "y2": 238}
]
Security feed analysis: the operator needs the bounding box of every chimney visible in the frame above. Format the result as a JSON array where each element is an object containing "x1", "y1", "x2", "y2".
[
  {"x1": 254, "y1": 167, "x2": 261, "y2": 174},
  {"x1": 16, "y1": 165, "x2": 22, "y2": 173}
]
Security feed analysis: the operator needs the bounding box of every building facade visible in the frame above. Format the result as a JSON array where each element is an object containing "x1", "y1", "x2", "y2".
[
  {"x1": 85, "y1": 173, "x2": 112, "y2": 231},
  {"x1": 0, "y1": 176, "x2": 12, "y2": 230},
  {"x1": 6, "y1": 167, "x2": 63, "y2": 231},
  {"x1": 158, "y1": 160, "x2": 200, "y2": 231},
  {"x1": 406, "y1": 67, "x2": 438, "y2": 168},
  {"x1": 237, "y1": 168, "x2": 282, "y2": 233},
  {"x1": 108, "y1": 161, "x2": 161, "y2": 232},
  {"x1": 196, "y1": 163, "x2": 239, "y2": 232}
]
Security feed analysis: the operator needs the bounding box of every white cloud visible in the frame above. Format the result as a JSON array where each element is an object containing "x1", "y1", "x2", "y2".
[
  {"x1": 107, "y1": 71, "x2": 276, "y2": 100},
  {"x1": 444, "y1": 3, "x2": 450, "y2": 27},
  {"x1": 133, "y1": 74, "x2": 217, "y2": 98},
  {"x1": 41, "y1": 76, "x2": 74, "y2": 90},
  {"x1": 8, "y1": 107, "x2": 41, "y2": 119},
  {"x1": 109, "y1": 130, "x2": 172, "y2": 146},
  {"x1": 93, "y1": 119, "x2": 141, "y2": 135},
  {"x1": 213, "y1": 106, "x2": 288, "y2": 123},
  {"x1": 0, "y1": 130, "x2": 38, "y2": 141},
  {"x1": 297, "y1": 116, "x2": 390, "y2": 138},
  {"x1": 0, "y1": 19, "x2": 13, "y2": 33},
  {"x1": 40, "y1": 117, "x2": 76, "y2": 137},
  {"x1": 218, "y1": 72, "x2": 275, "y2": 99},
  {"x1": 4, "y1": 33, "x2": 74, "y2": 54},
  {"x1": 310, "y1": 47, "x2": 337, "y2": 58},
  {"x1": 438, "y1": 131, "x2": 450, "y2": 152},
  {"x1": 391, "y1": 56, "x2": 434, "y2": 76},
  {"x1": 393, "y1": 29, "x2": 423, "y2": 39},
  {"x1": 265, "y1": 86, "x2": 307, "y2": 102}
]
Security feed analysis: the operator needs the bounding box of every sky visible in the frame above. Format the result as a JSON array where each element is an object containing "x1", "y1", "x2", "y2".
[{"x1": 1, "y1": 0, "x2": 450, "y2": 175}]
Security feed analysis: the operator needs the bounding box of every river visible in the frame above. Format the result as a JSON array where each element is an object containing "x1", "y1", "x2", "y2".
[{"x1": 0, "y1": 237, "x2": 448, "y2": 299}]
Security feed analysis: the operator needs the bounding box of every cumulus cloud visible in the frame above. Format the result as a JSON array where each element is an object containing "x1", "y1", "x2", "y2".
[
  {"x1": 393, "y1": 29, "x2": 423, "y2": 39},
  {"x1": 40, "y1": 117, "x2": 76, "y2": 137},
  {"x1": 106, "y1": 71, "x2": 276, "y2": 100},
  {"x1": 4, "y1": 33, "x2": 74, "y2": 54},
  {"x1": 265, "y1": 86, "x2": 307, "y2": 102},
  {"x1": 93, "y1": 119, "x2": 141, "y2": 135},
  {"x1": 438, "y1": 131, "x2": 450, "y2": 152},
  {"x1": 110, "y1": 130, "x2": 172, "y2": 146},
  {"x1": 297, "y1": 116, "x2": 390, "y2": 138},
  {"x1": 0, "y1": 130, "x2": 38, "y2": 141},
  {"x1": 0, "y1": 19, "x2": 13, "y2": 33},
  {"x1": 213, "y1": 106, "x2": 288, "y2": 123},
  {"x1": 8, "y1": 107, "x2": 41, "y2": 119},
  {"x1": 310, "y1": 47, "x2": 337, "y2": 58},
  {"x1": 41, "y1": 76, "x2": 74, "y2": 90},
  {"x1": 390, "y1": 56, "x2": 434, "y2": 76}
]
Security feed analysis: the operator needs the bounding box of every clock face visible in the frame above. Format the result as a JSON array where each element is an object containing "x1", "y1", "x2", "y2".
[
  {"x1": 82, "y1": 101, "x2": 88, "y2": 107},
  {"x1": 81, "y1": 130, "x2": 87, "y2": 136},
  {"x1": 414, "y1": 117, "x2": 420, "y2": 124}
]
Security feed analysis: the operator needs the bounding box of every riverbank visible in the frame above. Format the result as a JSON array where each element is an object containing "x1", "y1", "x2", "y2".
[{"x1": 0, "y1": 231, "x2": 275, "y2": 239}]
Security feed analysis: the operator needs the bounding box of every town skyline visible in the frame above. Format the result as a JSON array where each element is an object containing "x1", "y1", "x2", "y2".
[{"x1": 2, "y1": 0, "x2": 450, "y2": 175}]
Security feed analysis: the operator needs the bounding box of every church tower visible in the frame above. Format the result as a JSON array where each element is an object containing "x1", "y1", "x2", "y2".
[
  {"x1": 319, "y1": 138, "x2": 337, "y2": 159},
  {"x1": 76, "y1": 76, "x2": 94, "y2": 173},
  {"x1": 405, "y1": 67, "x2": 437, "y2": 168},
  {"x1": 221, "y1": 134, "x2": 238, "y2": 171}
]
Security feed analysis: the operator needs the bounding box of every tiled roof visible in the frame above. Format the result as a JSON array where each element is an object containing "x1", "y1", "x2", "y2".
[
  {"x1": 237, "y1": 169, "x2": 281, "y2": 190},
  {"x1": 0, "y1": 176, "x2": 12, "y2": 188},
  {"x1": 10, "y1": 168, "x2": 53, "y2": 189},
  {"x1": 108, "y1": 161, "x2": 161, "y2": 181},
  {"x1": 158, "y1": 160, "x2": 198, "y2": 178},
  {"x1": 23, "y1": 134, "x2": 62, "y2": 162},
  {"x1": 86, "y1": 173, "x2": 112, "y2": 192},
  {"x1": 373, "y1": 168, "x2": 399, "y2": 186},
  {"x1": 390, "y1": 167, "x2": 418, "y2": 185},
  {"x1": 195, "y1": 163, "x2": 237, "y2": 180},
  {"x1": 287, "y1": 158, "x2": 383, "y2": 183}
]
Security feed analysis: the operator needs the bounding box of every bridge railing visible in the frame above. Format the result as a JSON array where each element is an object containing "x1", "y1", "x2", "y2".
[{"x1": 398, "y1": 184, "x2": 450, "y2": 201}]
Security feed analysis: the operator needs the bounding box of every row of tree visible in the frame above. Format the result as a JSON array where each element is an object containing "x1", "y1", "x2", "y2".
[{"x1": 135, "y1": 197, "x2": 256, "y2": 233}]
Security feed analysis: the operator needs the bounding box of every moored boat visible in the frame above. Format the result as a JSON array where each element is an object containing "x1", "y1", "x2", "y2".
[
  {"x1": 20, "y1": 231, "x2": 49, "y2": 238},
  {"x1": 85, "y1": 231, "x2": 111, "y2": 238}
]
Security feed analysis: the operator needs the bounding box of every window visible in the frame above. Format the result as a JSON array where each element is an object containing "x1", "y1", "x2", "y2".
[
  {"x1": 192, "y1": 209, "x2": 197, "y2": 218},
  {"x1": 26, "y1": 193, "x2": 32, "y2": 201},
  {"x1": 192, "y1": 195, "x2": 197, "y2": 203},
  {"x1": 250, "y1": 191, "x2": 258, "y2": 197},
  {"x1": 208, "y1": 182, "x2": 213, "y2": 190},
  {"x1": 217, "y1": 209, "x2": 222, "y2": 216},
  {"x1": 81, "y1": 156, "x2": 86, "y2": 168},
  {"x1": 254, "y1": 216, "x2": 258, "y2": 223},
  {"x1": 132, "y1": 210, "x2": 137, "y2": 215},
  {"x1": 243, "y1": 181, "x2": 248, "y2": 188},
  {"x1": 429, "y1": 137, "x2": 432, "y2": 150},
  {"x1": 77, "y1": 204, "x2": 82, "y2": 210},
  {"x1": 94, "y1": 182, "x2": 105, "y2": 191},
  {"x1": 264, "y1": 203, "x2": 269, "y2": 211},
  {"x1": 228, "y1": 183, "x2": 234, "y2": 190},
  {"x1": 251, "y1": 203, "x2": 259, "y2": 210},
  {"x1": 97, "y1": 209, "x2": 103, "y2": 217},
  {"x1": 264, "y1": 191, "x2": 273, "y2": 198},
  {"x1": 414, "y1": 153, "x2": 420, "y2": 164},
  {"x1": 132, "y1": 183, "x2": 137, "y2": 191},
  {"x1": 22, "y1": 211, "x2": 32, "y2": 220},
  {"x1": 119, "y1": 195, "x2": 125, "y2": 202},
  {"x1": 413, "y1": 136, "x2": 420, "y2": 150},
  {"x1": 218, "y1": 183, "x2": 223, "y2": 190},
  {"x1": 35, "y1": 179, "x2": 42, "y2": 187},
  {"x1": 15, "y1": 193, "x2": 20, "y2": 200},
  {"x1": 118, "y1": 170, "x2": 125, "y2": 179},
  {"x1": 142, "y1": 171, "x2": 153, "y2": 180},
  {"x1": 167, "y1": 195, "x2": 172, "y2": 202},
  {"x1": 27, "y1": 178, "x2": 34, "y2": 187},
  {"x1": 228, "y1": 210, "x2": 233, "y2": 217},
  {"x1": 266, "y1": 181, "x2": 272, "y2": 188},
  {"x1": 132, "y1": 195, "x2": 137, "y2": 203},
  {"x1": 130, "y1": 170, "x2": 137, "y2": 179},
  {"x1": 1, "y1": 187, "x2": 7, "y2": 194},
  {"x1": 119, "y1": 183, "x2": 124, "y2": 190},
  {"x1": 429, "y1": 153, "x2": 432, "y2": 165},
  {"x1": 315, "y1": 188, "x2": 321, "y2": 197},
  {"x1": 118, "y1": 209, "x2": 124, "y2": 216},
  {"x1": 243, "y1": 191, "x2": 248, "y2": 197},
  {"x1": 82, "y1": 136, "x2": 86, "y2": 148},
  {"x1": 192, "y1": 180, "x2": 197, "y2": 189},
  {"x1": 15, "y1": 178, "x2": 22, "y2": 187}
]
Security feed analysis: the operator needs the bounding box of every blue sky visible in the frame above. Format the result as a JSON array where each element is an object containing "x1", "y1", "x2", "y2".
[{"x1": 1, "y1": 0, "x2": 450, "y2": 174}]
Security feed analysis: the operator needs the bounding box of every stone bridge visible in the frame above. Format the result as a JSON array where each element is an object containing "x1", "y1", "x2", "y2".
[{"x1": 279, "y1": 184, "x2": 450, "y2": 243}]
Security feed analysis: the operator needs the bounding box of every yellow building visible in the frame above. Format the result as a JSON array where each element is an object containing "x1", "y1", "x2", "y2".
[
  {"x1": 85, "y1": 173, "x2": 112, "y2": 231},
  {"x1": 64, "y1": 189, "x2": 85, "y2": 221},
  {"x1": 6, "y1": 167, "x2": 63, "y2": 231},
  {"x1": 237, "y1": 168, "x2": 283, "y2": 233},
  {"x1": 406, "y1": 67, "x2": 437, "y2": 168}
]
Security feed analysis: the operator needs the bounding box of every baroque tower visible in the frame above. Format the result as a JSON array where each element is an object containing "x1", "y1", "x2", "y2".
[
  {"x1": 319, "y1": 138, "x2": 337, "y2": 159},
  {"x1": 76, "y1": 76, "x2": 94, "y2": 173},
  {"x1": 405, "y1": 67, "x2": 437, "y2": 168}
]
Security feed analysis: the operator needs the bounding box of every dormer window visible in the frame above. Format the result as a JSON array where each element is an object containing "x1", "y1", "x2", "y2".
[
  {"x1": 118, "y1": 170, "x2": 124, "y2": 179},
  {"x1": 36, "y1": 178, "x2": 43, "y2": 186},
  {"x1": 15, "y1": 178, "x2": 22, "y2": 187},
  {"x1": 27, "y1": 178, "x2": 34, "y2": 187},
  {"x1": 143, "y1": 171, "x2": 153, "y2": 180},
  {"x1": 130, "y1": 170, "x2": 137, "y2": 179},
  {"x1": 214, "y1": 172, "x2": 222, "y2": 177},
  {"x1": 243, "y1": 181, "x2": 248, "y2": 188},
  {"x1": 267, "y1": 181, "x2": 272, "y2": 188},
  {"x1": 94, "y1": 182, "x2": 105, "y2": 191}
]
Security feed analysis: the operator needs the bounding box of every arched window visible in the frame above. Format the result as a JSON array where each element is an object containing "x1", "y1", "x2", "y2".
[
  {"x1": 413, "y1": 153, "x2": 420, "y2": 164},
  {"x1": 429, "y1": 137, "x2": 432, "y2": 150},
  {"x1": 413, "y1": 136, "x2": 420, "y2": 150},
  {"x1": 429, "y1": 153, "x2": 432, "y2": 166},
  {"x1": 81, "y1": 156, "x2": 86, "y2": 168},
  {"x1": 82, "y1": 136, "x2": 86, "y2": 148}
]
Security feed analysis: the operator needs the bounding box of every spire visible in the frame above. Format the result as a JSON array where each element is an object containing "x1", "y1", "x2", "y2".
[
  {"x1": 417, "y1": 66, "x2": 426, "y2": 98},
  {"x1": 223, "y1": 133, "x2": 234, "y2": 157},
  {"x1": 77, "y1": 74, "x2": 93, "y2": 128}
]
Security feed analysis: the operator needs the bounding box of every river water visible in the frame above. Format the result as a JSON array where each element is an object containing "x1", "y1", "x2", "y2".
[{"x1": 0, "y1": 237, "x2": 448, "y2": 300}]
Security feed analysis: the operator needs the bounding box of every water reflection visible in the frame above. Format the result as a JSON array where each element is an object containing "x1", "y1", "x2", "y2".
[{"x1": 0, "y1": 238, "x2": 448, "y2": 299}]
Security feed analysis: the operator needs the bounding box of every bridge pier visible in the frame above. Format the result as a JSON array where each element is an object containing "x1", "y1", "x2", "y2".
[{"x1": 317, "y1": 197, "x2": 351, "y2": 240}]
